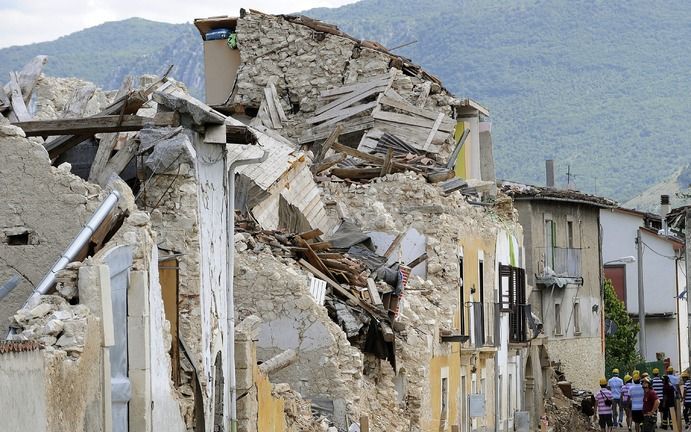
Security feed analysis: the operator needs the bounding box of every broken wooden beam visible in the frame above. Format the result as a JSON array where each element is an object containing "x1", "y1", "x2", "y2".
[
  {"x1": 16, "y1": 112, "x2": 179, "y2": 137},
  {"x1": 312, "y1": 153, "x2": 346, "y2": 175},
  {"x1": 7, "y1": 72, "x2": 31, "y2": 122},
  {"x1": 331, "y1": 141, "x2": 420, "y2": 172},
  {"x1": 446, "y1": 128, "x2": 470, "y2": 170},
  {"x1": 258, "y1": 349, "x2": 297, "y2": 375},
  {"x1": 367, "y1": 278, "x2": 383, "y2": 306},
  {"x1": 312, "y1": 124, "x2": 342, "y2": 166},
  {"x1": 330, "y1": 167, "x2": 382, "y2": 180}
]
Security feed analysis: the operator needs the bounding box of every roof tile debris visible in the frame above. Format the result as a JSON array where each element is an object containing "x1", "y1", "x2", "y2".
[{"x1": 0, "y1": 340, "x2": 41, "y2": 354}]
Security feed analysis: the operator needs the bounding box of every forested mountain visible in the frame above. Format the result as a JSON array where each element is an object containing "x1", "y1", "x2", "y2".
[{"x1": 2, "y1": 1, "x2": 690, "y2": 202}]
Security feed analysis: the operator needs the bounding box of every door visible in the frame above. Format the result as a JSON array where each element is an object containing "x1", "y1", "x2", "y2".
[{"x1": 103, "y1": 245, "x2": 133, "y2": 432}]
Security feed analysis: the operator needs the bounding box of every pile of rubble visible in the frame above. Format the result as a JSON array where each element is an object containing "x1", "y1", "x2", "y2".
[{"x1": 11, "y1": 294, "x2": 91, "y2": 358}]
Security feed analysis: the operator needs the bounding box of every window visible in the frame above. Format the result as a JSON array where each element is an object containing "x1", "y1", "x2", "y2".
[
  {"x1": 554, "y1": 303, "x2": 562, "y2": 335},
  {"x1": 567, "y1": 221, "x2": 574, "y2": 248},
  {"x1": 574, "y1": 301, "x2": 581, "y2": 334},
  {"x1": 441, "y1": 367, "x2": 449, "y2": 425},
  {"x1": 544, "y1": 219, "x2": 556, "y2": 269}
]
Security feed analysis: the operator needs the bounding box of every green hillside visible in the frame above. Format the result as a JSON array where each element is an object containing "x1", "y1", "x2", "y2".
[
  {"x1": 306, "y1": 0, "x2": 691, "y2": 201},
  {"x1": 2, "y1": 1, "x2": 690, "y2": 201},
  {"x1": 0, "y1": 18, "x2": 191, "y2": 88}
]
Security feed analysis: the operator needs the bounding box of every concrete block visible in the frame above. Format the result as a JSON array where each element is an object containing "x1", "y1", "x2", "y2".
[
  {"x1": 235, "y1": 366, "x2": 254, "y2": 392},
  {"x1": 127, "y1": 315, "x2": 151, "y2": 370},
  {"x1": 79, "y1": 264, "x2": 115, "y2": 347},
  {"x1": 128, "y1": 368, "x2": 152, "y2": 432},
  {"x1": 128, "y1": 271, "x2": 150, "y2": 318},
  {"x1": 234, "y1": 340, "x2": 256, "y2": 369}
]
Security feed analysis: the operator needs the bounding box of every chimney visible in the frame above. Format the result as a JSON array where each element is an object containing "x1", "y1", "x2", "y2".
[
  {"x1": 546, "y1": 160, "x2": 555, "y2": 188},
  {"x1": 660, "y1": 195, "x2": 671, "y2": 234}
]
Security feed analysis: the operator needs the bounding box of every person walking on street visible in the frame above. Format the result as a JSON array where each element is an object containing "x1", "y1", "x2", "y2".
[
  {"x1": 642, "y1": 377, "x2": 660, "y2": 432},
  {"x1": 622, "y1": 374, "x2": 634, "y2": 432},
  {"x1": 596, "y1": 377, "x2": 615, "y2": 432},
  {"x1": 682, "y1": 371, "x2": 691, "y2": 429},
  {"x1": 660, "y1": 375, "x2": 676, "y2": 429},
  {"x1": 652, "y1": 368, "x2": 664, "y2": 427},
  {"x1": 630, "y1": 374, "x2": 645, "y2": 432},
  {"x1": 611, "y1": 368, "x2": 625, "y2": 427}
]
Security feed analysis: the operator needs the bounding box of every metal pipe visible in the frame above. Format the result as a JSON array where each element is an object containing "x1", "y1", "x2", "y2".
[
  {"x1": 26, "y1": 189, "x2": 121, "y2": 307},
  {"x1": 226, "y1": 148, "x2": 267, "y2": 432},
  {"x1": 0, "y1": 275, "x2": 21, "y2": 302},
  {"x1": 637, "y1": 229, "x2": 646, "y2": 359}
]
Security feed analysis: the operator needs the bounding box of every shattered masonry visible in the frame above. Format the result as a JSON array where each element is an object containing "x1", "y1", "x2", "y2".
[{"x1": 0, "y1": 8, "x2": 602, "y2": 432}]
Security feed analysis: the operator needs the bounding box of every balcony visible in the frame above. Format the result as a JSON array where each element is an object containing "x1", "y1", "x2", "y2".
[
  {"x1": 536, "y1": 246, "x2": 583, "y2": 287},
  {"x1": 470, "y1": 302, "x2": 499, "y2": 348}
]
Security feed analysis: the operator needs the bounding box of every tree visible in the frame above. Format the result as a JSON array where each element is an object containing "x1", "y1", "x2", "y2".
[{"x1": 604, "y1": 279, "x2": 642, "y2": 374}]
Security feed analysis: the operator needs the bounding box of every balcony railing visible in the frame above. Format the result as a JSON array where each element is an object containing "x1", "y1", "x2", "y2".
[
  {"x1": 470, "y1": 302, "x2": 500, "y2": 348},
  {"x1": 538, "y1": 246, "x2": 582, "y2": 278}
]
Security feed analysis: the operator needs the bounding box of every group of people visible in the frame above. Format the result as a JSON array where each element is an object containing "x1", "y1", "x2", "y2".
[{"x1": 588, "y1": 367, "x2": 691, "y2": 432}]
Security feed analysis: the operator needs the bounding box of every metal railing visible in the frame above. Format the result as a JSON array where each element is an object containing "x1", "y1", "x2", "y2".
[
  {"x1": 470, "y1": 302, "x2": 499, "y2": 348},
  {"x1": 538, "y1": 246, "x2": 582, "y2": 277}
]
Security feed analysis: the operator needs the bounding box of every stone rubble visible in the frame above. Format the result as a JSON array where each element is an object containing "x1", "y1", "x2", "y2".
[{"x1": 12, "y1": 294, "x2": 91, "y2": 358}]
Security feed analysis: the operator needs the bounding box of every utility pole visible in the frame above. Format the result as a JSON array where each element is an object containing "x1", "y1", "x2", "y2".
[{"x1": 637, "y1": 229, "x2": 646, "y2": 359}]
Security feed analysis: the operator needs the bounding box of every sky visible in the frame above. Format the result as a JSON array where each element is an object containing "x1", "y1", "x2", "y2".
[{"x1": 0, "y1": 0, "x2": 360, "y2": 49}]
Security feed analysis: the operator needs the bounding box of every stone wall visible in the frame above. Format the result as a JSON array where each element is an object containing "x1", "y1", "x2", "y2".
[
  {"x1": 234, "y1": 13, "x2": 461, "y2": 144},
  {"x1": 0, "y1": 123, "x2": 102, "y2": 331},
  {"x1": 548, "y1": 336, "x2": 604, "y2": 393}
]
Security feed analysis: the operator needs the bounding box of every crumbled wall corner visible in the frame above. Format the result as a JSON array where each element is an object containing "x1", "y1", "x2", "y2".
[{"x1": 234, "y1": 247, "x2": 365, "y2": 416}]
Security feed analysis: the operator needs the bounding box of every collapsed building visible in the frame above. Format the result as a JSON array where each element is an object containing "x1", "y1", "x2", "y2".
[{"x1": 0, "y1": 9, "x2": 596, "y2": 432}]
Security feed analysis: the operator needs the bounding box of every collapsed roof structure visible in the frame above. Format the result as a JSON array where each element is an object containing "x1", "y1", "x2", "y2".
[{"x1": 0, "y1": 9, "x2": 596, "y2": 432}]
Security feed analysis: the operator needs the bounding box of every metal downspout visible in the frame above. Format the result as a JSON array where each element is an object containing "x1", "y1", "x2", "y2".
[
  {"x1": 226, "y1": 149, "x2": 267, "y2": 432},
  {"x1": 27, "y1": 189, "x2": 121, "y2": 307}
]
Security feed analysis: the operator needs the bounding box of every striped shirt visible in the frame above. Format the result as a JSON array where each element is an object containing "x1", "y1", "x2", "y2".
[
  {"x1": 621, "y1": 383, "x2": 631, "y2": 402},
  {"x1": 609, "y1": 376, "x2": 624, "y2": 399},
  {"x1": 652, "y1": 376, "x2": 664, "y2": 395},
  {"x1": 629, "y1": 383, "x2": 645, "y2": 411},
  {"x1": 596, "y1": 388, "x2": 614, "y2": 415},
  {"x1": 684, "y1": 380, "x2": 691, "y2": 403}
]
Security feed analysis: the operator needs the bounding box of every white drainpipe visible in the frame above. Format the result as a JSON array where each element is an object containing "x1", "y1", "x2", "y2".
[
  {"x1": 226, "y1": 148, "x2": 267, "y2": 432},
  {"x1": 27, "y1": 189, "x2": 121, "y2": 307}
]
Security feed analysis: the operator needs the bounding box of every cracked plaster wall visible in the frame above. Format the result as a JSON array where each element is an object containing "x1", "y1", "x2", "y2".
[{"x1": 0, "y1": 124, "x2": 102, "y2": 330}]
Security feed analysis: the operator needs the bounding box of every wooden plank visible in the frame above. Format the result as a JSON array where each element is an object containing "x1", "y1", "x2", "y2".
[
  {"x1": 312, "y1": 153, "x2": 346, "y2": 174},
  {"x1": 446, "y1": 128, "x2": 470, "y2": 170},
  {"x1": 313, "y1": 124, "x2": 342, "y2": 164},
  {"x1": 89, "y1": 78, "x2": 134, "y2": 181},
  {"x1": 372, "y1": 120, "x2": 449, "y2": 149},
  {"x1": 44, "y1": 89, "x2": 150, "y2": 158},
  {"x1": 2, "y1": 56, "x2": 47, "y2": 105},
  {"x1": 96, "y1": 135, "x2": 139, "y2": 186},
  {"x1": 263, "y1": 86, "x2": 282, "y2": 129},
  {"x1": 407, "y1": 252, "x2": 428, "y2": 269},
  {"x1": 8, "y1": 72, "x2": 31, "y2": 122},
  {"x1": 372, "y1": 109, "x2": 454, "y2": 133},
  {"x1": 16, "y1": 112, "x2": 179, "y2": 137},
  {"x1": 296, "y1": 237, "x2": 337, "y2": 281},
  {"x1": 360, "y1": 415, "x2": 370, "y2": 432},
  {"x1": 367, "y1": 278, "x2": 383, "y2": 306},
  {"x1": 422, "y1": 112, "x2": 445, "y2": 151},
  {"x1": 331, "y1": 141, "x2": 419, "y2": 172},
  {"x1": 320, "y1": 74, "x2": 391, "y2": 98},
  {"x1": 305, "y1": 241, "x2": 333, "y2": 251},
  {"x1": 381, "y1": 90, "x2": 454, "y2": 124},
  {"x1": 298, "y1": 259, "x2": 361, "y2": 305},
  {"x1": 306, "y1": 100, "x2": 377, "y2": 125},
  {"x1": 416, "y1": 81, "x2": 432, "y2": 108},
  {"x1": 330, "y1": 167, "x2": 382, "y2": 180},
  {"x1": 299, "y1": 117, "x2": 373, "y2": 144},
  {"x1": 297, "y1": 228, "x2": 323, "y2": 240},
  {"x1": 314, "y1": 82, "x2": 387, "y2": 116},
  {"x1": 268, "y1": 82, "x2": 288, "y2": 122},
  {"x1": 380, "y1": 147, "x2": 394, "y2": 176},
  {"x1": 384, "y1": 232, "x2": 405, "y2": 258}
]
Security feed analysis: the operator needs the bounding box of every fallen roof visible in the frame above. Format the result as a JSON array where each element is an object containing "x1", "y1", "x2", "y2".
[{"x1": 499, "y1": 181, "x2": 618, "y2": 208}]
